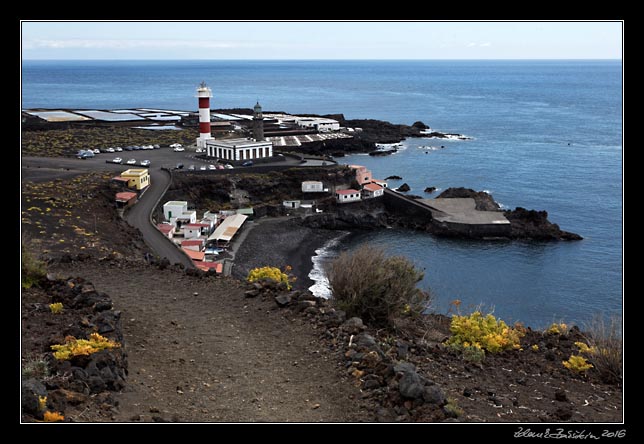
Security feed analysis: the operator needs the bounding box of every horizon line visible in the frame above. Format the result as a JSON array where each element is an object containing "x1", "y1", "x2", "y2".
[{"x1": 22, "y1": 58, "x2": 622, "y2": 61}]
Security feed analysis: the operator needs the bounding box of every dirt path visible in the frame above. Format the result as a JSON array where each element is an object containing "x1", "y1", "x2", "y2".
[{"x1": 56, "y1": 263, "x2": 370, "y2": 422}]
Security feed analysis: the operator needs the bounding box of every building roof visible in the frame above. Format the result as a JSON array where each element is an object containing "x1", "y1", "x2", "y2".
[
  {"x1": 207, "y1": 213, "x2": 248, "y2": 242},
  {"x1": 236, "y1": 208, "x2": 254, "y2": 216},
  {"x1": 182, "y1": 248, "x2": 206, "y2": 261},
  {"x1": 195, "y1": 262, "x2": 223, "y2": 273},
  {"x1": 164, "y1": 200, "x2": 188, "y2": 207},
  {"x1": 112, "y1": 176, "x2": 129, "y2": 183},
  {"x1": 336, "y1": 189, "x2": 360, "y2": 195},
  {"x1": 115, "y1": 191, "x2": 138, "y2": 202},
  {"x1": 348, "y1": 165, "x2": 366, "y2": 170},
  {"x1": 181, "y1": 239, "x2": 204, "y2": 246},
  {"x1": 184, "y1": 223, "x2": 210, "y2": 229},
  {"x1": 371, "y1": 179, "x2": 387, "y2": 184},
  {"x1": 205, "y1": 138, "x2": 272, "y2": 149},
  {"x1": 157, "y1": 224, "x2": 174, "y2": 234},
  {"x1": 121, "y1": 169, "x2": 148, "y2": 177},
  {"x1": 363, "y1": 183, "x2": 383, "y2": 192},
  {"x1": 302, "y1": 180, "x2": 323, "y2": 185}
]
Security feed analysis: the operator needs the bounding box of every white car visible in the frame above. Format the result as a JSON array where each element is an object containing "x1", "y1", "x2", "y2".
[
  {"x1": 199, "y1": 165, "x2": 207, "y2": 170},
  {"x1": 126, "y1": 158, "x2": 137, "y2": 165},
  {"x1": 195, "y1": 148, "x2": 204, "y2": 153},
  {"x1": 224, "y1": 164, "x2": 234, "y2": 169},
  {"x1": 170, "y1": 143, "x2": 182, "y2": 148},
  {"x1": 106, "y1": 147, "x2": 115, "y2": 153},
  {"x1": 112, "y1": 157, "x2": 123, "y2": 164},
  {"x1": 114, "y1": 147, "x2": 123, "y2": 152},
  {"x1": 93, "y1": 149, "x2": 100, "y2": 154},
  {"x1": 208, "y1": 164, "x2": 216, "y2": 170},
  {"x1": 173, "y1": 146, "x2": 185, "y2": 152},
  {"x1": 140, "y1": 160, "x2": 151, "y2": 167}
]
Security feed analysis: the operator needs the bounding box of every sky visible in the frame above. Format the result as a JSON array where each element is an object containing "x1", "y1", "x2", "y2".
[{"x1": 21, "y1": 21, "x2": 622, "y2": 60}]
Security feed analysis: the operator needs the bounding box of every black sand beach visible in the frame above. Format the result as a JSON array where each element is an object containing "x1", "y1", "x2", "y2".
[{"x1": 232, "y1": 217, "x2": 342, "y2": 291}]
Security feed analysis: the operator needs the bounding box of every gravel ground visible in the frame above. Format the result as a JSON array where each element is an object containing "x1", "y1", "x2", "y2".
[{"x1": 232, "y1": 218, "x2": 342, "y2": 291}]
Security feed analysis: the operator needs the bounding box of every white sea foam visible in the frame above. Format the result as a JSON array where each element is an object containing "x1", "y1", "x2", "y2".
[{"x1": 308, "y1": 232, "x2": 350, "y2": 299}]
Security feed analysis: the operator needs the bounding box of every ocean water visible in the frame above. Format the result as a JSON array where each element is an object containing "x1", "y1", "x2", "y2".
[{"x1": 21, "y1": 60, "x2": 622, "y2": 328}]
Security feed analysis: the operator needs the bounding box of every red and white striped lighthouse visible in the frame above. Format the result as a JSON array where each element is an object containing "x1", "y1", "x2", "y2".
[{"x1": 196, "y1": 81, "x2": 213, "y2": 148}]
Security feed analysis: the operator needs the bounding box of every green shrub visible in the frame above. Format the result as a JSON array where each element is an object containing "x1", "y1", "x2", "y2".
[
  {"x1": 327, "y1": 245, "x2": 429, "y2": 329},
  {"x1": 21, "y1": 241, "x2": 46, "y2": 289},
  {"x1": 21, "y1": 355, "x2": 49, "y2": 379}
]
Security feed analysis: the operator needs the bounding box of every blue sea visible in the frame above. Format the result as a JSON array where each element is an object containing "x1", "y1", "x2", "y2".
[{"x1": 22, "y1": 60, "x2": 623, "y2": 328}]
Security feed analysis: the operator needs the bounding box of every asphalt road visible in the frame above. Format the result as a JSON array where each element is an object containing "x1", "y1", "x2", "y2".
[{"x1": 125, "y1": 168, "x2": 194, "y2": 268}]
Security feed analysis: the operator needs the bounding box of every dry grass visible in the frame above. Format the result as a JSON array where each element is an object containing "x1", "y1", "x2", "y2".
[
  {"x1": 584, "y1": 315, "x2": 623, "y2": 385},
  {"x1": 327, "y1": 244, "x2": 429, "y2": 329}
]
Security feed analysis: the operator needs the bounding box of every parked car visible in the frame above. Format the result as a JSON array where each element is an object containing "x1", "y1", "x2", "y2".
[
  {"x1": 208, "y1": 164, "x2": 216, "y2": 170},
  {"x1": 188, "y1": 165, "x2": 195, "y2": 170},
  {"x1": 170, "y1": 143, "x2": 182, "y2": 148},
  {"x1": 216, "y1": 164, "x2": 225, "y2": 170},
  {"x1": 124, "y1": 146, "x2": 134, "y2": 151},
  {"x1": 196, "y1": 148, "x2": 204, "y2": 153},
  {"x1": 133, "y1": 146, "x2": 141, "y2": 151},
  {"x1": 112, "y1": 157, "x2": 123, "y2": 164},
  {"x1": 114, "y1": 147, "x2": 123, "y2": 152},
  {"x1": 126, "y1": 158, "x2": 137, "y2": 165},
  {"x1": 143, "y1": 145, "x2": 153, "y2": 150},
  {"x1": 106, "y1": 147, "x2": 115, "y2": 153},
  {"x1": 140, "y1": 160, "x2": 151, "y2": 167},
  {"x1": 92, "y1": 148, "x2": 100, "y2": 154},
  {"x1": 242, "y1": 160, "x2": 254, "y2": 167},
  {"x1": 175, "y1": 163, "x2": 184, "y2": 169},
  {"x1": 77, "y1": 150, "x2": 94, "y2": 159},
  {"x1": 199, "y1": 165, "x2": 207, "y2": 170},
  {"x1": 224, "y1": 164, "x2": 234, "y2": 169},
  {"x1": 153, "y1": 144, "x2": 160, "y2": 149},
  {"x1": 173, "y1": 146, "x2": 185, "y2": 152}
]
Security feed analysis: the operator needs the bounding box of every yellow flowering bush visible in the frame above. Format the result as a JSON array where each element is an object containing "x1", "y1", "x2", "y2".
[
  {"x1": 43, "y1": 411, "x2": 65, "y2": 422},
  {"x1": 51, "y1": 333, "x2": 120, "y2": 360},
  {"x1": 563, "y1": 354, "x2": 593, "y2": 373},
  {"x1": 38, "y1": 396, "x2": 47, "y2": 411},
  {"x1": 546, "y1": 322, "x2": 568, "y2": 335},
  {"x1": 247, "y1": 266, "x2": 292, "y2": 290},
  {"x1": 447, "y1": 311, "x2": 525, "y2": 355},
  {"x1": 49, "y1": 303, "x2": 63, "y2": 314}
]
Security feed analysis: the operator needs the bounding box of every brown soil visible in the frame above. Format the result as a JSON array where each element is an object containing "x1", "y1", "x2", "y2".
[{"x1": 48, "y1": 262, "x2": 371, "y2": 422}]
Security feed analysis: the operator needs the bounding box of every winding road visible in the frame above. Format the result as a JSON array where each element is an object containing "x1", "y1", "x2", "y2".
[{"x1": 125, "y1": 168, "x2": 194, "y2": 268}]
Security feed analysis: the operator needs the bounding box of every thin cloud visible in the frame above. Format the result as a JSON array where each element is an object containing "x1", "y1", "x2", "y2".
[
  {"x1": 466, "y1": 42, "x2": 492, "y2": 48},
  {"x1": 24, "y1": 39, "x2": 261, "y2": 50}
]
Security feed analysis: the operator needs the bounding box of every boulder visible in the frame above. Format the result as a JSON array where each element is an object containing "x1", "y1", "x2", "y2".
[
  {"x1": 422, "y1": 385, "x2": 446, "y2": 405},
  {"x1": 274, "y1": 294, "x2": 292, "y2": 307},
  {"x1": 397, "y1": 183, "x2": 411, "y2": 192},
  {"x1": 437, "y1": 187, "x2": 500, "y2": 211},
  {"x1": 22, "y1": 379, "x2": 47, "y2": 416},
  {"x1": 424, "y1": 187, "x2": 437, "y2": 194},
  {"x1": 399, "y1": 371, "x2": 424, "y2": 399},
  {"x1": 341, "y1": 317, "x2": 365, "y2": 334},
  {"x1": 385, "y1": 175, "x2": 402, "y2": 180}
]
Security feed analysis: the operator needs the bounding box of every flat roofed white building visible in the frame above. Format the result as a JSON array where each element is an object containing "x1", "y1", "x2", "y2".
[
  {"x1": 205, "y1": 138, "x2": 273, "y2": 161},
  {"x1": 302, "y1": 181, "x2": 325, "y2": 193},
  {"x1": 163, "y1": 201, "x2": 188, "y2": 221},
  {"x1": 336, "y1": 189, "x2": 361, "y2": 204}
]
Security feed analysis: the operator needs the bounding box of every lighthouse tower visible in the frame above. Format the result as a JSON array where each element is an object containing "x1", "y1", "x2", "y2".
[
  {"x1": 196, "y1": 81, "x2": 214, "y2": 148},
  {"x1": 253, "y1": 101, "x2": 265, "y2": 141}
]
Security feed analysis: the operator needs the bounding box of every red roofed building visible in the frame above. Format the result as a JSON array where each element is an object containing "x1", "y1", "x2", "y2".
[
  {"x1": 181, "y1": 239, "x2": 205, "y2": 251},
  {"x1": 115, "y1": 191, "x2": 138, "y2": 207},
  {"x1": 195, "y1": 262, "x2": 223, "y2": 273},
  {"x1": 335, "y1": 189, "x2": 361, "y2": 204},
  {"x1": 182, "y1": 223, "x2": 211, "y2": 239},
  {"x1": 362, "y1": 183, "x2": 384, "y2": 199},
  {"x1": 182, "y1": 248, "x2": 205, "y2": 261},
  {"x1": 157, "y1": 223, "x2": 175, "y2": 239},
  {"x1": 349, "y1": 165, "x2": 373, "y2": 185}
]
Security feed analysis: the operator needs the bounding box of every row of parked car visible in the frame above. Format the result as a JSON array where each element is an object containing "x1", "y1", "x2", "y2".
[
  {"x1": 175, "y1": 163, "x2": 234, "y2": 171},
  {"x1": 111, "y1": 158, "x2": 151, "y2": 166}
]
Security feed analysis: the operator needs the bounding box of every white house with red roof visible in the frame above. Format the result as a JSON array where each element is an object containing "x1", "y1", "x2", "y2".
[
  {"x1": 335, "y1": 189, "x2": 361, "y2": 204},
  {"x1": 362, "y1": 182, "x2": 384, "y2": 199}
]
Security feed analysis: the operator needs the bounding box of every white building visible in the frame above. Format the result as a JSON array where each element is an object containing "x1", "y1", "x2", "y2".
[
  {"x1": 164, "y1": 201, "x2": 187, "y2": 221},
  {"x1": 335, "y1": 189, "x2": 361, "y2": 204},
  {"x1": 182, "y1": 223, "x2": 210, "y2": 239},
  {"x1": 283, "y1": 200, "x2": 301, "y2": 209},
  {"x1": 301, "y1": 181, "x2": 325, "y2": 193},
  {"x1": 370, "y1": 179, "x2": 388, "y2": 189},
  {"x1": 362, "y1": 183, "x2": 384, "y2": 199},
  {"x1": 296, "y1": 117, "x2": 340, "y2": 132},
  {"x1": 205, "y1": 138, "x2": 273, "y2": 161}
]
